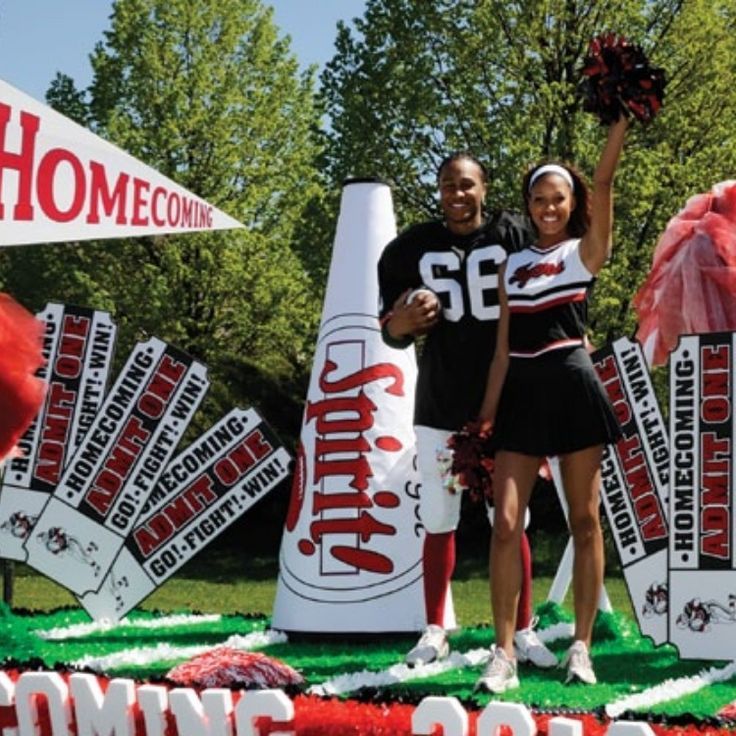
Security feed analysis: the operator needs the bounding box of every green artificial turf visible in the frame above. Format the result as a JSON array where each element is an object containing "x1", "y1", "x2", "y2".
[{"x1": 2, "y1": 599, "x2": 734, "y2": 720}]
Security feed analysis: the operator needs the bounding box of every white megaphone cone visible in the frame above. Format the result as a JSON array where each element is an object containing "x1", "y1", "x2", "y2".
[{"x1": 272, "y1": 179, "x2": 436, "y2": 633}]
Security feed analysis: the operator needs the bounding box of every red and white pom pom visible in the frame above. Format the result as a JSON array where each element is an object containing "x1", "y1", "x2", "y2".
[
  {"x1": 166, "y1": 646, "x2": 305, "y2": 689},
  {"x1": 0, "y1": 294, "x2": 46, "y2": 462},
  {"x1": 579, "y1": 33, "x2": 666, "y2": 125},
  {"x1": 446, "y1": 420, "x2": 495, "y2": 503}
]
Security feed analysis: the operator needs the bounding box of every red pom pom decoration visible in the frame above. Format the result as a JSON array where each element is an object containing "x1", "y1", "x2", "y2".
[
  {"x1": 579, "y1": 33, "x2": 666, "y2": 124},
  {"x1": 166, "y1": 647, "x2": 305, "y2": 689},
  {"x1": 445, "y1": 420, "x2": 494, "y2": 503},
  {"x1": 0, "y1": 294, "x2": 46, "y2": 462}
]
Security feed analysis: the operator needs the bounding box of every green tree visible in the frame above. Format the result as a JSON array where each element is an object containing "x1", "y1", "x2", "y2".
[
  {"x1": 321, "y1": 0, "x2": 736, "y2": 346},
  {"x1": 2, "y1": 0, "x2": 329, "y2": 444}
]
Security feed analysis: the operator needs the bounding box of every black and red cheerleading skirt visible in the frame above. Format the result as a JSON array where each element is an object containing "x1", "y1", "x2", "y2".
[
  {"x1": 0, "y1": 294, "x2": 45, "y2": 462},
  {"x1": 493, "y1": 345, "x2": 621, "y2": 457}
]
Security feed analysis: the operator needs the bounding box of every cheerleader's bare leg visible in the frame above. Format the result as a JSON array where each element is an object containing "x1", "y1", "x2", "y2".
[
  {"x1": 490, "y1": 450, "x2": 541, "y2": 657},
  {"x1": 559, "y1": 444, "x2": 604, "y2": 646}
]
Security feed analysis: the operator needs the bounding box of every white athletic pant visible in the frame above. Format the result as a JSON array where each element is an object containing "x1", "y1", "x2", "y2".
[{"x1": 415, "y1": 425, "x2": 530, "y2": 534}]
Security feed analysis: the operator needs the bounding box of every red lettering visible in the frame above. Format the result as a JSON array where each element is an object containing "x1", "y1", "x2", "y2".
[
  {"x1": 330, "y1": 546, "x2": 394, "y2": 574},
  {"x1": 87, "y1": 486, "x2": 115, "y2": 514},
  {"x1": 35, "y1": 440, "x2": 65, "y2": 485},
  {"x1": 138, "y1": 354, "x2": 186, "y2": 418},
  {"x1": 306, "y1": 392, "x2": 378, "y2": 435},
  {"x1": 131, "y1": 177, "x2": 150, "y2": 226},
  {"x1": 702, "y1": 432, "x2": 730, "y2": 475},
  {"x1": 63, "y1": 314, "x2": 90, "y2": 337},
  {"x1": 181, "y1": 197, "x2": 193, "y2": 227},
  {"x1": 162, "y1": 496, "x2": 196, "y2": 527},
  {"x1": 157, "y1": 354, "x2": 187, "y2": 383},
  {"x1": 55, "y1": 354, "x2": 82, "y2": 379},
  {"x1": 213, "y1": 433, "x2": 268, "y2": 487},
  {"x1": 87, "y1": 162, "x2": 129, "y2": 224},
  {"x1": 308, "y1": 511, "x2": 395, "y2": 545},
  {"x1": 702, "y1": 345, "x2": 729, "y2": 372},
  {"x1": 151, "y1": 186, "x2": 166, "y2": 226},
  {"x1": 182, "y1": 475, "x2": 217, "y2": 509},
  {"x1": 702, "y1": 473, "x2": 728, "y2": 506},
  {"x1": 701, "y1": 506, "x2": 729, "y2": 559},
  {"x1": 46, "y1": 382, "x2": 75, "y2": 417},
  {"x1": 597, "y1": 357, "x2": 630, "y2": 426},
  {"x1": 595, "y1": 355, "x2": 617, "y2": 383},
  {"x1": 314, "y1": 455, "x2": 373, "y2": 492},
  {"x1": 0, "y1": 103, "x2": 39, "y2": 220},
  {"x1": 244, "y1": 429, "x2": 271, "y2": 460},
  {"x1": 627, "y1": 464, "x2": 653, "y2": 500},
  {"x1": 37, "y1": 148, "x2": 86, "y2": 222},
  {"x1": 700, "y1": 345, "x2": 730, "y2": 423},
  {"x1": 167, "y1": 192, "x2": 181, "y2": 225},
  {"x1": 133, "y1": 515, "x2": 173, "y2": 556},
  {"x1": 634, "y1": 494, "x2": 666, "y2": 540},
  {"x1": 318, "y1": 360, "x2": 404, "y2": 397},
  {"x1": 312, "y1": 490, "x2": 373, "y2": 513},
  {"x1": 33, "y1": 382, "x2": 76, "y2": 485},
  {"x1": 161, "y1": 477, "x2": 217, "y2": 527},
  {"x1": 85, "y1": 416, "x2": 149, "y2": 515},
  {"x1": 315, "y1": 435, "x2": 370, "y2": 458}
]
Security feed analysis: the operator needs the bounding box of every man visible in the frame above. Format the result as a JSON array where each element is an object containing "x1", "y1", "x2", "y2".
[{"x1": 378, "y1": 153, "x2": 555, "y2": 670}]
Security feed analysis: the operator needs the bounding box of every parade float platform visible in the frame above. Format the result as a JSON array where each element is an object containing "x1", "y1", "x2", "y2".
[{"x1": 3, "y1": 602, "x2": 736, "y2": 736}]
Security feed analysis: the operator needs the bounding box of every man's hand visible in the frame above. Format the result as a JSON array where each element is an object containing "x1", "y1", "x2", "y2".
[{"x1": 386, "y1": 288, "x2": 441, "y2": 340}]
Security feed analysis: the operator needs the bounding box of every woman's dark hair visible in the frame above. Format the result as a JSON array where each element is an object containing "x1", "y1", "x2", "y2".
[
  {"x1": 437, "y1": 151, "x2": 489, "y2": 184},
  {"x1": 522, "y1": 161, "x2": 591, "y2": 237}
]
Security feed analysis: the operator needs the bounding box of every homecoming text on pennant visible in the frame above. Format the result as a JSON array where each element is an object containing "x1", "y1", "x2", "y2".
[
  {"x1": 668, "y1": 332, "x2": 736, "y2": 659},
  {"x1": 0, "y1": 304, "x2": 116, "y2": 561},
  {"x1": 0, "y1": 78, "x2": 243, "y2": 246},
  {"x1": 592, "y1": 337, "x2": 670, "y2": 644},
  {"x1": 79, "y1": 408, "x2": 290, "y2": 621},
  {"x1": 24, "y1": 337, "x2": 208, "y2": 596}
]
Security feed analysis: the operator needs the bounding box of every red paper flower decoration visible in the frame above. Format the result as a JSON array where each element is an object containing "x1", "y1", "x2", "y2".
[
  {"x1": 0, "y1": 294, "x2": 46, "y2": 462},
  {"x1": 166, "y1": 647, "x2": 305, "y2": 689}
]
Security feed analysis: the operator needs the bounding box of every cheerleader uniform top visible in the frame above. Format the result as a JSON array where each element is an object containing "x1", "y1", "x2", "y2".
[
  {"x1": 504, "y1": 237, "x2": 592, "y2": 356},
  {"x1": 495, "y1": 237, "x2": 621, "y2": 455}
]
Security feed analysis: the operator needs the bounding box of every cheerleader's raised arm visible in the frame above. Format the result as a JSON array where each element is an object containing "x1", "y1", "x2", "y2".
[{"x1": 580, "y1": 116, "x2": 629, "y2": 275}]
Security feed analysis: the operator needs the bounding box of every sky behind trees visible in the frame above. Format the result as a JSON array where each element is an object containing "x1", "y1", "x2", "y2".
[{"x1": 0, "y1": 0, "x2": 366, "y2": 101}]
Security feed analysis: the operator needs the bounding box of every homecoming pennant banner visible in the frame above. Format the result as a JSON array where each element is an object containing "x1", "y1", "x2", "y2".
[
  {"x1": 668, "y1": 332, "x2": 736, "y2": 660},
  {"x1": 0, "y1": 78, "x2": 244, "y2": 246},
  {"x1": 592, "y1": 337, "x2": 670, "y2": 645},
  {"x1": 0, "y1": 304, "x2": 116, "y2": 561},
  {"x1": 25, "y1": 337, "x2": 209, "y2": 596},
  {"x1": 80, "y1": 408, "x2": 290, "y2": 621}
]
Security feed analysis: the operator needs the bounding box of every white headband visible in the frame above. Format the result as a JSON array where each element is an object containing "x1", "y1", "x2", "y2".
[{"x1": 528, "y1": 164, "x2": 574, "y2": 193}]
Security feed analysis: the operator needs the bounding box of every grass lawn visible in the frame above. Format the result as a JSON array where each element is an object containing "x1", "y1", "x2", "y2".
[{"x1": 4, "y1": 554, "x2": 634, "y2": 622}]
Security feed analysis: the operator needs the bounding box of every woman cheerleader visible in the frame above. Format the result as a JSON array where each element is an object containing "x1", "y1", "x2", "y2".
[{"x1": 476, "y1": 116, "x2": 628, "y2": 692}]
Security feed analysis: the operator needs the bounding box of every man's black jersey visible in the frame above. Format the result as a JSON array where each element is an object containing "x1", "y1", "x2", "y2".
[{"x1": 378, "y1": 212, "x2": 533, "y2": 431}]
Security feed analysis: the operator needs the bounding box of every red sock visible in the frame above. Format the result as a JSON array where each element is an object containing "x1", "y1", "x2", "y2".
[
  {"x1": 423, "y1": 531, "x2": 456, "y2": 626},
  {"x1": 516, "y1": 531, "x2": 533, "y2": 630}
]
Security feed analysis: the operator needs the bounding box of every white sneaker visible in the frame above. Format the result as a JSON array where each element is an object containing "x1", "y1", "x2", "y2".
[
  {"x1": 405, "y1": 624, "x2": 449, "y2": 666},
  {"x1": 514, "y1": 621, "x2": 557, "y2": 668},
  {"x1": 475, "y1": 646, "x2": 520, "y2": 694},
  {"x1": 562, "y1": 640, "x2": 597, "y2": 685}
]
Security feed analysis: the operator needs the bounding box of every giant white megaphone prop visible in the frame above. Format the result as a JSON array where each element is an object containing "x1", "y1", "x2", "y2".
[{"x1": 272, "y1": 179, "x2": 429, "y2": 632}]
